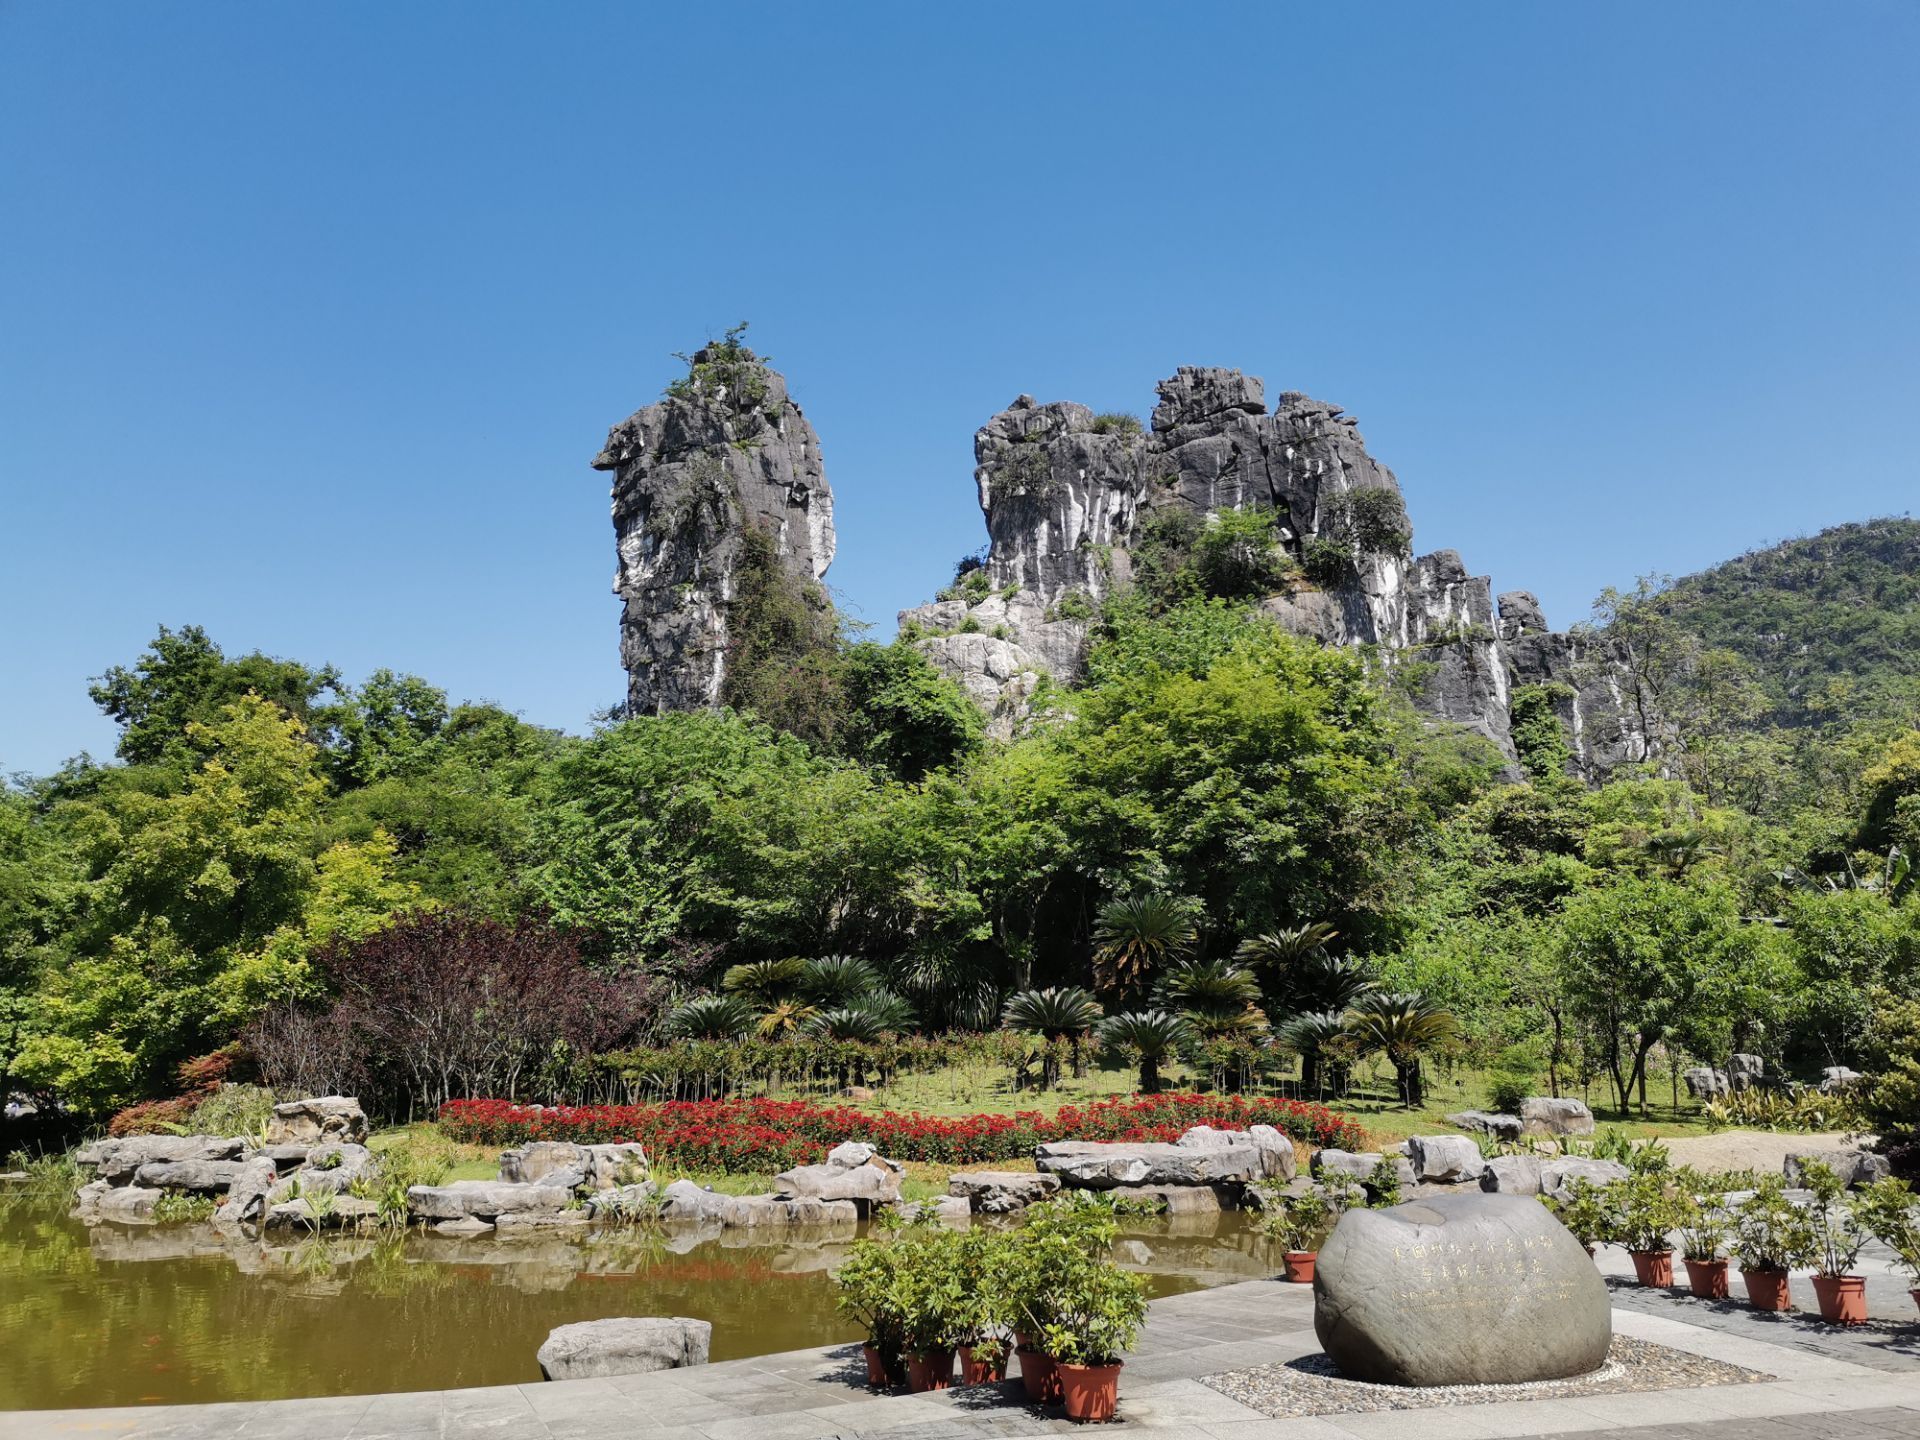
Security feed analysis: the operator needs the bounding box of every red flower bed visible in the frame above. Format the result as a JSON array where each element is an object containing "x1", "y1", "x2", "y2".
[{"x1": 438, "y1": 1092, "x2": 1367, "y2": 1169}]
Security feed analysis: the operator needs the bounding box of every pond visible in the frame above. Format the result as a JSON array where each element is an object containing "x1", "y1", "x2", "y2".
[{"x1": 1, "y1": 1198, "x2": 1272, "y2": 1410}]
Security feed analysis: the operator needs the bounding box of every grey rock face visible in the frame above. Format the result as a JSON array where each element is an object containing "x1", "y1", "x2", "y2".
[
  {"x1": 1518, "y1": 1098, "x2": 1595, "y2": 1137},
  {"x1": 1313, "y1": 1193, "x2": 1610, "y2": 1386},
  {"x1": 1178, "y1": 1124, "x2": 1298, "y2": 1181},
  {"x1": 75, "y1": 1135, "x2": 248, "y2": 1186},
  {"x1": 134, "y1": 1158, "x2": 248, "y2": 1193},
  {"x1": 1819, "y1": 1066, "x2": 1865, "y2": 1094},
  {"x1": 1729, "y1": 1054, "x2": 1766, "y2": 1092},
  {"x1": 73, "y1": 1180, "x2": 163, "y2": 1225},
  {"x1": 1446, "y1": 1111, "x2": 1522, "y2": 1142},
  {"x1": 1784, "y1": 1148, "x2": 1891, "y2": 1189},
  {"x1": 1684, "y1": 1066, "x2": 1731, "y2": 1100},
  {"x1": 657, "y1": 1179, "x2": 858, "y2": 1228},
  {"x1": 593, "y1": 349, "x2": 834, "y2": 716},
  {"x1": 406, "y1": 1182, "x2": 574, "y2": 1221},
  {"x1": 265, "y1": 1195, "x2": 380, "y2": 1229},
  {"x1": 1538, "y1": 1158, "x2": 1630, "y2": 1202},
  {"x1": 265, "y1": 1096, "x2": 368, "y2": 1146},
  {"x1": 903, "y1": 367, "x2": 1656, "y2": 780},
  {"x1": 537, "y1": 1317, "x2": 711, "y2": 1381},
  {"x1": 947, "y1": 1170, "x2": 1062, "y2": 1214},
  {"x1": 1035, "y1": 1136, "x2": 1271, "y2": 1189},
  {"x1": 216, "y1": 1156, "x2": 280, "y2": 1225},
  {"x1": 1404, "y1": 1135, "x2": 1488, "y2": 1184},
  {"x1": 1479, "y1": 1155, "x2": 1546, "y2": 1196},
  {"x1": 773, "y1": 1145, "x2": 904, "y2": 1209}
]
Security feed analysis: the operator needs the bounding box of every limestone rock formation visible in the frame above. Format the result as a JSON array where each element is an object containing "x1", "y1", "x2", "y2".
[
  {"x1": 537, "y1": 1317, "x2": 711, "y2": 1381},
  {"x1": 594, "y1": 339, "x2": 835, "y2": 716},
  {"x1": 900, "y1": 367, "x2": 1654, "y2": 776}
]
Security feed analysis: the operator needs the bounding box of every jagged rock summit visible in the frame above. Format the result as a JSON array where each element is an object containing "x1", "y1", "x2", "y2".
[
  {"x1": 593, "y1": 333, "x2": 835, "y2": 716},
  {"x1": 897, "y1": 366, "x2": 1651, "y2": 777}
]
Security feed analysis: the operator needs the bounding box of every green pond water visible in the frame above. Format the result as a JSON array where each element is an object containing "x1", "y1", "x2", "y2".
[{"x1": 1, "y1": 1198, "x2": 1271, "y2": 1411}]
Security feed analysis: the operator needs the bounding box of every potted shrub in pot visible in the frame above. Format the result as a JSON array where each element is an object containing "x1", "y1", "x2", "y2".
[
  {"x1": 835, "y1": 1235, "x2": 908, "y2": 1388},
  {"x1": 1732, "y1": 1176, "x2": 1814, "y2": 1312},
  {"x1": 1855, "y1": 1177, "x2": 1920, "y2": 1318},
  {"x1": 955, "y1": 1227, "x2": 1013, "y2": 1383},
  {"x1": 1007, "y1": 1196, "x2": 1121, "y2": 1404},
  {"x1": 893, "y1": 1226, "x2": 970, "y2": 1391},
  {"x1": 1614, "y1": 1171, "x2": 1683, "y2": 1287},
  {"x1": 1676, "y1": 1169, "x2": 1735, "y2": 1299},
  {"x1": 1039, "y1": 1263, "x2": 1149, "y2": 1422},
  {"x1": 1801, "y1": 1160, "x2": 1869, "y2": 1325},
  {"x1": 1260, "y1": 1188, "x2": 1332, "y2": 1284}
]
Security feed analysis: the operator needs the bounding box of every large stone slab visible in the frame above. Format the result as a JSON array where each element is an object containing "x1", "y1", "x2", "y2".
[
  {"x1": 75, "y1": 1135, "x2": 247, "y2": 1186},
  {"x1": 72, "y1": 1180, "x2": 163, "y2": 1225},
  {"x1": 1538, "y1": 1157, "x2": 1629, "y2": 1202},
  {"x1": 773, "y1": 1143, "x2": 903, "y2": 1208},
  {"x1": 216, "y1": 1156, "x2": 281, "y2": 1225},
  {"x1": 1313, "y1": 1192, "x2": 1610, "y2": 1386},
  {"x1": 1479, "y1": 1154, "x2": 1545, "y2": 1195},
  {"x1": 947, "y1": 1170, "x2": 1061, "y2": 1213},
  {"x1": 537, "y1": 1317, "x2": 711, "y2": 1380},
  {"x1": 1784, "y1": 1148, "x2": 1891, "y2": 1188},
  {"x1": 498, "y1": 1141, "x2": 649, "y2": 1192},
  {"x1": 264, "y1": 1096, "x2": 368, "y2": 1146},
  {"x1": 406, "y1": 1181, "x2": 573, "y2": 1221},
  {"x1": 1180, "y1": 1124, "x2": 1298, "y2": 1181},
  {"x1": 134, "y1": 1158, "x2": 250, "y2": 1193},
  {"x1": 1404, "y1": 1135, "x2": 1487, "y2": 1183},
  {"x1": 658, "y1": 1180, "x2": 858, "y2": 1228},
  {"x1": 1518, "y1": 1097, "x2": 1595, "y2": 1137},
  {"x1": 1035, "y1": 1127, "x2": 1281, "y2": 1189},
  {"x1": 1446, "y1": 1110, "x2": 1521, "y2": 1141}
]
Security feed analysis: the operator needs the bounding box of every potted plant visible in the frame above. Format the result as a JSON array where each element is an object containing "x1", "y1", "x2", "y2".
[
  {"x1": 955, "y1": 1227, "x2": 1013, "y2": 1384},
  {"x1": 1007, "y1": 1194, "x2": 1123, "y2": 1405},
  {"x1": 1613, "y1": 1171, "x2": 1683, "y2": 1287},
  {"x1": 1855, "y1": 1177, "x2": 1920, "y2": 1317},
  {"x1": 1801, "y1": 1160, "x2": 1869, "y2": 1325},
  {"x1": 1544, "y1": 1177, "x2": 1612, "y2": 1256},
  {"x1": 1732, "y1": 1176, "x2": 1814, "y2": 1312},
  {"x1": 1676, "y1": 1170, "x2": 1734, "y2": 1299},
  {"x1": 834, "y1": 1236, "x2": 907, "y2": 1388},
  {"x1": 893, "y1": 1226, "x2": 970, "y2": 1391},
  {"x1": 1039, "y1": 1263, "x2": 1149, "y2": 1422},
  {"x1": 1261, "y1": 1188, "x2": 1331, "y2": 1283}
]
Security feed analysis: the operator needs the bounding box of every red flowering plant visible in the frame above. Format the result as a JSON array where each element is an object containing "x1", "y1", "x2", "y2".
[{"x1": 439, "y1": 1092, "x2": 1365, "y2": 1170}]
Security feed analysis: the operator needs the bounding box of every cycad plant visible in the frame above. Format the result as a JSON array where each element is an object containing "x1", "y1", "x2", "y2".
[
  {"x1": 721, "y1": 958, "x2": 806, "y2": 1006},
  {"x1": 1002, "y1": 987, "x2": 1105, "y2": 1087},
  {"x1": 798, "y1": 955, "x2": 887, "y2": 1008},
  {"x1": 1274, "y1": 1009, "x2": 1350, "y2": 1097},
  {"x1": 1097, "y1": 1010, "x2": 1195, "y2": 1094},
  {"x1": 754, "y1": 997, "x2": 821, "y2": 1040},
  {"x1": 667, "y1": 993, "x2": 757, "y2": 1040},
  {"x1": 1092, "y1": 894, "x2": 1198, "y2": 1000},
  {"x1": 1342, "y1": 990, "x2": 1459, "y2": 1108},
  {"x1": 1152, "y1": 959, "x2": 1268, "y2": 1039}
]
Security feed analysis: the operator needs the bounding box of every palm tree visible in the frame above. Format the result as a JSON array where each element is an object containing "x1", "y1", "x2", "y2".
[
  {"x1": 1152, "y1": 959, "x2": 1268, "y2": 1039},
  {"x1": 1002, "y1": 986, "x2": 1105, "y2": 1086},
  {"x1": 1274, "y1": 1009, "x2": 1350, "y2": 1097},
  {"x1": 1235, "y1": 923, "x2": 1373, "y2": 1013},
  {"x1": 1092, "y1": 894, "x2": 1198, "y2": 999},
  {"x1": 1098, "y1": 1011, "x2": 1195, "y2": 1094},
  {"x1": 720, "y1": 958, "x2": 805, "y2": 1006},
  {"x1": 667, "y1": 994, "x2": 757, "y2": 1041},
  {"x1": 1342, "y1": 991, "x2": 1461, "y2": 1108},
  {"x1": 1235, "y1": 922, "x2": 1340, "y2": 971}
]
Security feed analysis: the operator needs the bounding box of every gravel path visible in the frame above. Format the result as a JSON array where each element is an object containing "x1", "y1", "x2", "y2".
[
  {"x1": 1661, "y1": 1129, "x2": 1864, "y2": 1175},
  {"x1": 1201, "y1": 1336, "x2": 1769, "y2": 1418}
]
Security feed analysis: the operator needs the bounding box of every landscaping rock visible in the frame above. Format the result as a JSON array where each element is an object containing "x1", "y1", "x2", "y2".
[
  {"x1": 499, "y1": 1141, "x2": 592, "y2": 1190},
  {"x1": 537, "y1": 1317, "x2": 711, "y2": 1380},
  {"x1": 134, "y1": 1158, "x2": 249, "y2": 1193},
  {"x1": 433, "y1": 1216, "x2": 495, "y2": 1237},
  {"x1": 73, "y1": 1180, "x2": 164, "y2": 1224},
  {"x1": 1729, "y1": 1054, "x2": 1765, "y2": 1092},
  {"x1": 773, "y1": 1143, "x2": 904, "y2": 1209},
  {"x1": 1404, "y1": 1135, "x2": 1487, "y2": 1183},
  {"x1": 264, "y1": 1096, "x2": 368, "y2": 1146},
  {"x1": 215, "y1": 1156, "x2": 280, "y2": 1225},
  {"x1": 1479, "y1": 1154, "x2": 1546, "y2": 1196},
  {"x1": 1177, "y1": 1124, "x2": 1298, "y2": 1180},
  {"x1": 1447, "y1": 1111, "x2": 1521, "y2": 1142},
  {"x1": 1784, "y1": 1148, "x2": 1890, "y2": 1189},
  {"x1": 75, "y1": 1134, "x2": 248, "y2": 1186},
  {"x1": 1310, "y1": 1149, "x2": 1416, "y2": 1193},
  {"x1": 1114, "y1": 1184, "x2": 1224, "y2": 1215},
  {"x1": 898, "y1": 1196, "x2": 972, "y2": 1223},
  {"x1": 657, "y1": 1180, "x2": 857, "y2": 1228},
  {"x1": 586, "y1": 1183, "x2": 660, "y2": 1220},
  {"x1": 265, "y1": 1195, "x2": 379, "y2": 1229},
  {"x1": 947, "y1": 1170, "x2": 1062, "y2": 1214},
  {"x1": 496, "y1": 1209, "x2": 593, "y2": 1233},
  {"x1": 1036, "y1": 1136, "x2": 1269, "y2": 1188},
  {"x1": 1518, "y1": 1098, "x2": 1595, "y2": 1137},
  {"x1": 1313, "y1": 1192, "x2": 1610, "y2": 1386},
  {"x1": 276, "y1": 1143, "x2": 375, "y2": 1198},
  {"x1": 1538, "y1": 1158, "x2": 1629, "y2": 1202},
  {"x1": 1819, "y1": 1066, "x2": 1865, "y2": 1094},
  {"x1": 406, "y1": 1182, "x2": 573, "y2": 1221},
  {"x1": 1683, "y1": 1067, "x2": 1730, "y2": 1100}
]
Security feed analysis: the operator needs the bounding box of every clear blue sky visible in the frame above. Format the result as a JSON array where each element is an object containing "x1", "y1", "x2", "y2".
[{"x1": 4, "y1": 2, "x2": 1916, "y2": 778}]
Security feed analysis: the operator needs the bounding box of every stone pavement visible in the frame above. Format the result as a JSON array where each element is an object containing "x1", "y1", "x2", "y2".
[{"x1": 6, "y1": 1277, "x2": 1920, "y2": 1440}]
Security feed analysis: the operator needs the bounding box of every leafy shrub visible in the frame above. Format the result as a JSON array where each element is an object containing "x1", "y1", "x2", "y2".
[
  {"x1": 1192, "y1": 507, "x2": 1293, "y2": 599},
  {"x1": 1701, "y1": 1087, "x2": 1863, "y2": 1133},
  {"x1": 107, "y1": 1095, "x2": 201, "y2": 1137},
  {"x1": 1088, "y1": 412, "x2": 1143, "y2": 437},
  {"x1": 190, "y1": 1084, "x2": 279, "y2": 1138},
  {"x1": 153, "y1": 1192, "x2": 217, "y2": 1224}
]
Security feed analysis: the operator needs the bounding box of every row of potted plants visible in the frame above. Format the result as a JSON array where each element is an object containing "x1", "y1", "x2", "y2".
[
  {"x1": 1547, "y1": 1164, "x2": 1920, "y2": 1324},
  {"x1": 833, "y1": 1196, "x2": 1149, "y2": 1422}
]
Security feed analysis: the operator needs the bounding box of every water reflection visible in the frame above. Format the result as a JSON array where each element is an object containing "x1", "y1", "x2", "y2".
[{"x1": 1, "y1": 1201, "x2": 1273, "y2": 1410}]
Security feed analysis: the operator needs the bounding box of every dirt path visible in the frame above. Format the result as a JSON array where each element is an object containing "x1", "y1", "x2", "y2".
[{"x1": 1661, "y1": 1127, "x2": 1863, "y2": 1175}]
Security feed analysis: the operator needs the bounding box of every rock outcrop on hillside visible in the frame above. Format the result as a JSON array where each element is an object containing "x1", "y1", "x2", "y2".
[
  {"x1": 592, "y1": 342, "x2": 835, "y2": 716},
  {"x1": 898, "y1": 366, "x2": 1652, "y2": 777}
]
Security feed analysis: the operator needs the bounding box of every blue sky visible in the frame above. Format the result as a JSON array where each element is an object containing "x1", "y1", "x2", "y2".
[{"x1": 3, "y1": 1, "x2": 1915, "y2": 778}]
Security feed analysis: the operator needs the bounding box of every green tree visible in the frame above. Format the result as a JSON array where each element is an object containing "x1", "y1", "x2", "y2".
[{"x1": 837, "y1": 642, "x2": 982, "y2": 781}]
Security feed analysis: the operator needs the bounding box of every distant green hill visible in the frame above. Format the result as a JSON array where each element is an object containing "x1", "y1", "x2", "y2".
[{"x1": 1657, "y1": 516, "x2": 1920, "y2": 727}]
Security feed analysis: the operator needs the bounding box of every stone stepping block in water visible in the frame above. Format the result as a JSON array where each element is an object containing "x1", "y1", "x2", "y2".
[
  {"x1": 406, "y1": 1181, "x2": 574, "y2": 1221},
  {"x1": 537, "y1": 1317, "x2": 712, "y2": 1380}
]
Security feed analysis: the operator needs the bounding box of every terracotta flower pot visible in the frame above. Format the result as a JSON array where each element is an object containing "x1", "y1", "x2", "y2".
[
  {"x1": 960, "y1": 1345, "x2": 1005, "y2": 1384},
  {"x1": 1057, "y1": 1361, "x2": 1122, "y2": 1423},
  {"x1": 1629, "y1": 1249, "x2": 1675, "y2": 1287},
  {"x1": 1283, "y1": 1250, "x2": 1317, "y2": 1284},
  {"x1": 1017, "y1": 1346, "x2": 1060, "y2": 1403},
  {"x1": 1812, "y1": 1274, "x2": 1868, "y2": 1326},
  {"x1": 862, "y1": 1343, "x2": 890, "y2": 1388},
  {"x1": 1684, "y1": 1257, "x2": 1730, "y2": 1299},
  {"x1": 1741, "y1": 1267, "x2": 1793, "y2": 1312},
  {"x1": 906, "y1": 1348, "x2": 956, "y2": 1392}
]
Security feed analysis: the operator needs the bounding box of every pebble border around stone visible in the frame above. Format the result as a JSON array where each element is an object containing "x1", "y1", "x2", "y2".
[{"x1": 1202, "y1": 1335, "x2": 1771, "y2": 1418}]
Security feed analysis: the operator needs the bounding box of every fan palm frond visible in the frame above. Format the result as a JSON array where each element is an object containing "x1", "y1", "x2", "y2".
[{"x1": 1092, "y1": 894, "x2": 1198, "y2": 996}]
